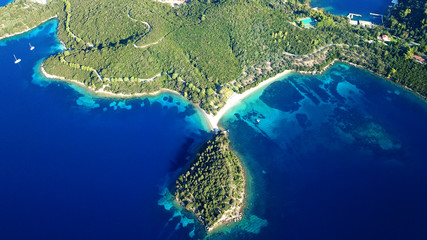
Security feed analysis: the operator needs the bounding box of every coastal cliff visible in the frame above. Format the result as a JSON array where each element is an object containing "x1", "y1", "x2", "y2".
[{"x1": 175, "y1": 132, "x2": 245, "y2": 231}]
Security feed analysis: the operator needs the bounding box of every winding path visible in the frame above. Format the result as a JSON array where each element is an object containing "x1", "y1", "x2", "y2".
[
  {"x1": 64, "y1": 2, "x2": 93, "y2": 47},
  {"x1": 282, "y1": 43, "x2": 352, "y2": 57},
  {"x1": 127, "y1": 11, "x2": 151, "y2": 34},
  {"x1": 126, "y1": 10, "x2": 169, "y2": 49},
  {"x1": 133, "y1": 35, "x2": 168, "y2": 49}
]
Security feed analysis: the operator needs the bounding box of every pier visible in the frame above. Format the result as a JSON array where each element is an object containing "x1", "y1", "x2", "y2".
[
  {"x1": 347, "y1": 12, "x2": 383, "y2": 27},
  {"x1": 347, "y1": 13, "x2": 362, "y2": 19},
  {"x1": 370, "y1": 13, "x2": 384, "y2": 24}
]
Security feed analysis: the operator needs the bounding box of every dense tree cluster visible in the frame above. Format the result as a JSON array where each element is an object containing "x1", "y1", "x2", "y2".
[
  {"x1": 175, "y1": 133, "x2": 245, "y2": 228},
  {"x1": 386, "y1": 0, "x2": 427, "y2": 43}
]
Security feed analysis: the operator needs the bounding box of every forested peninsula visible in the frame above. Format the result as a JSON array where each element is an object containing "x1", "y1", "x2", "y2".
[
  {"x1": 175, "y1": 132, "x2": 245, "y2": 231},
  {"x1": 1, "y1": 0, "x2": 426, "y2": 115}
]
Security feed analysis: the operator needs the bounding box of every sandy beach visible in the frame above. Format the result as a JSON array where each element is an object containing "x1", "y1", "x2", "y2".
[
  {"x1": 205, "y1": 70, "x2": 292, "y2": 129},
  {"x1": 42, "y1": 63, "x2": 290, "y2": 130}
]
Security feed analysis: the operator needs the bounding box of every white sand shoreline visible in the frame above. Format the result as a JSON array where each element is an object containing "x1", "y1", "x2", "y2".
[
  {"x1": 41, "y1": 63, "x2": 290, "y2": 131},
  {"x1": 0, "y1": 16, "x2": 57, "y2": 41},
  {"x1": 40, "y1": 65, "x2": 183, "y2": 98},
  {"x1": 205, "y1": 70, "x2": 292, "y2": 129},
  {"x1": 40, "y1": 65, "x2": 214, "y2": 129}
]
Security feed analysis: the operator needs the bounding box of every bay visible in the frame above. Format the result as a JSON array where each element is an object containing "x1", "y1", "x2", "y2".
[{"x1": 218, "y1": 63, "x2": 427, "y2": 239}]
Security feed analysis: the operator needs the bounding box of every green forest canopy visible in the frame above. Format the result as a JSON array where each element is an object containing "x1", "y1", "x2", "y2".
[{"x1": 175, "y1": 133, "x2": 245, "y2": 228}]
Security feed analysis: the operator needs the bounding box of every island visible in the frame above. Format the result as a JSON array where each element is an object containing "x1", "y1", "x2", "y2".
[
  {"x1": 175, "y1": 132, "x2": 245, "y2": 231},
  {"x1": 0, "y1": 0, "x2": 426, "y2": 233}
]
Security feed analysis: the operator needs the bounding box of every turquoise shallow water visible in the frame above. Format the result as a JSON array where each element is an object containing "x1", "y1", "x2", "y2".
[
  {"x1": 0, "y1": 0, "x2": 15, "y2": 7},
  {"x1": 1, "y1": 13, "x2": 427, "y2": 240},
  {"x1": 218, "y1": 63, "x2": 427, "y2": 239}
]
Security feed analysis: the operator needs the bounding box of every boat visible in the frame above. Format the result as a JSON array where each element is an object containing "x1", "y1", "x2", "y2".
[
  {"x1": 256, "y1": 119, "x2": 260, "y2": 123},
  {"x1": 13, "y1": 54, "x2": 21, "y2": 64},
  {"x1": 29, "y1": 43, "x2": 35, "y2": 51}
]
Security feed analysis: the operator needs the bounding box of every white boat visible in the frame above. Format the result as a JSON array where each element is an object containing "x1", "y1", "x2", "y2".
[
  {"x1": 13, "y1": 54, "x2": 21, "y2": 64},
  {"x1": 29, "y1": 43, "x2": 35, "y2": 51}
]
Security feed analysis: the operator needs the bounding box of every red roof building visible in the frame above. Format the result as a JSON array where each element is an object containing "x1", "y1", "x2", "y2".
[
  {"x1": 377, "y1": 35, "x2": 391, "y2": 42},
  {"x1": 413, "y1": 55, "x2": 426, "y2": 64}
]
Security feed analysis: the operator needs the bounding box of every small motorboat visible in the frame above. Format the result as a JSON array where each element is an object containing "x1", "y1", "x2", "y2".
[
  {"x1": 29, "y1": 43, "x2": 35, "y2": 51},
  {"x1": 14, "y1": 54, "x2": 21, "y2": 64}
]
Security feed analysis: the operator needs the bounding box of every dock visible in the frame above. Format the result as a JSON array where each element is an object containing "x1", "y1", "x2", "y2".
[
  {"x1": 370, "y1": 13, "x2": 384, "y2": 24},
  {"x1": 347, "y1": 12, "x2": 382, "y2": 27},
  {"x1": 347, "y1": 13, "x2": 362, "y2": 19}
]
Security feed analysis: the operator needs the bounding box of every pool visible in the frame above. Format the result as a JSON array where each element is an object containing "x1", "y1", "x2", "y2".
[{"x1": 299, "y1": 17, "x2": 317, "y2": 28}]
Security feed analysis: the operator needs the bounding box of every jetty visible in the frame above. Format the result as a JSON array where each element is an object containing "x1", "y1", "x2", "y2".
[
  {"x1": 347, "y1": 13, "x2": 362, "y2": 19},
  {"x1": 347, "y1": 12, "x2": 379, "y2": 27},
  {"x1": 347, "y1": 13, "x2": 363, "y2": 26},
  {"x1": 370, "y1": 13, "x2": 384, "y2": 24}
]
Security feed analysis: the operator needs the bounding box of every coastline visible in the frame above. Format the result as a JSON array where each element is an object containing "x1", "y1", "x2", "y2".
[
  {"x1": 174, "y1": 152, "x2": 246, "y2": 233},
  {"x1": 305, "y1": 59, "x2": 427, "y2": 101},
  {"x1": 206, "y1": 70, "x2": 292, "y2": 130},
  {"x1": 207, "y1": 192, "x2": 245, "y2": 232},
  {"x1": 174, "y1": 132, "x2": 247, "y2": 233},
  {"x1": 340, "y1": 60, "x2": 427, "y2": 101},
  {"x1": 40, "y1": 64, "x2": 214, "y2": 129},
  {"x1": 0, "y1": 16, "x2": 57, "y2": 41},
  {"x1": 41, "y1": 65, "x2": 182, "y2": 99}
]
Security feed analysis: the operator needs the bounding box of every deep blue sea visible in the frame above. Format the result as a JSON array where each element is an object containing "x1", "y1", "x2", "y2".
[
  {"x1": 1, "y1": 13, "x2": 427, "y2": 240},
  {"x1": 0, "y1": 20, "x2": 213, "y2": 239},
  {"x1": 311, "y1": 0, "x2": 391, "y2": 21}
]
